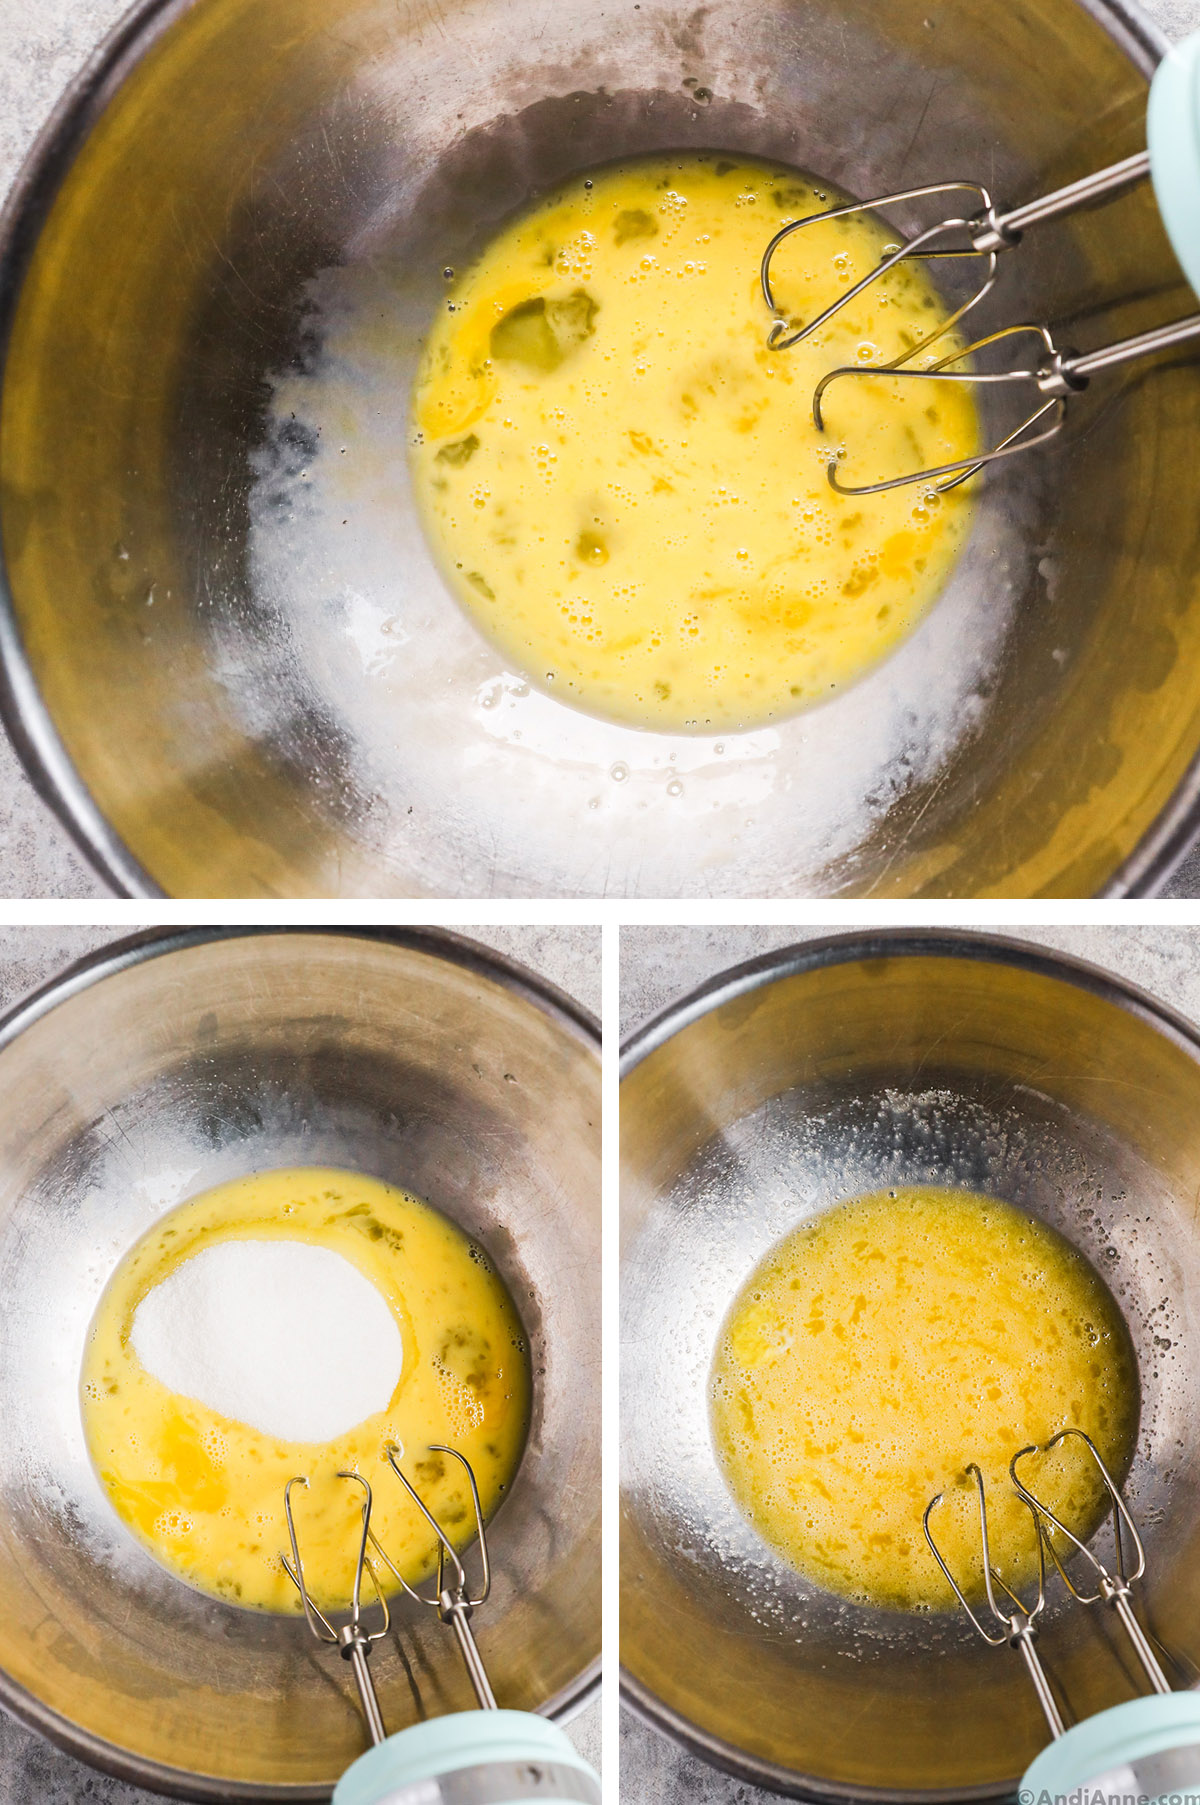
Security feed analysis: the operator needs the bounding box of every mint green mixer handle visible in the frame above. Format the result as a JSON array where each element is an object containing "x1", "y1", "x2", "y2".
[
  {"x1": 965, "y1": 36, "x2": 1200, "y2": 395},
  {"x1": 987, "y1": 34, "x2": 1200, "y2": 306},
  {"x1": 1021, "y1": 1693, "x2": 1200, "y2": 1805},
  {"x1": 982, "y1": 28, "x2": 1200, "y2": 311},
  {"x1": 332, "y1": 1710, "x2": 602, "y2": 1805},
  {"x1": 1149, "y1": 30, "x2": 1200, "y2": 302}
]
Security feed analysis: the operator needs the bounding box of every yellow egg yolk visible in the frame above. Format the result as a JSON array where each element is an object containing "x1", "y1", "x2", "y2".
[
  {"x1": 411, "y1": 153, "x2": 979, "y2": 730},
  {"x1": 710, "y1": 1186, "x2": 1138, "y2": 1611}
]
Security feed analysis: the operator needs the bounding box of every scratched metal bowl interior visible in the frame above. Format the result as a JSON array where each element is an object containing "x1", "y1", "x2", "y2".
[
  {"x1": 0, "y1": 0, "x2": 1198, "y2": 896},
  {"x1": 0, "y1": 929, "x2": 599, "y2": 1801},
  {"x1": 620, "y1": 936, "x2": 1200, "y2": 1799}
]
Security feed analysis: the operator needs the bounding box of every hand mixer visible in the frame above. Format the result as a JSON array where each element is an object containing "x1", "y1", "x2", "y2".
[
  {"x1": 924, "y1": 1429, "x2": 1200, "y2": 1802},
  {"x1": 281, "y1": 1445, "x2": 601, "y2": 1805},
  {"x1": 759, "y1": 31, "x2": 1200, "y2": 494}
]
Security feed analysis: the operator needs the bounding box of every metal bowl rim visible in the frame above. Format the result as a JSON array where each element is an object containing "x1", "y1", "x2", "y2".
[
  {"x1": 0, "y1": 922, "x2": 600, "y2": 1801},
  {"x1": 0, "y1": 922, "x2": 601, "y2": 1054},
  {"x1": 620, "y1": 922, "x2": 1200, "y2": 1801},
  {"x1": 619, "y1": 924, "x2": 1200, "y2": 1076},
  {"x1": 0, "y1": 0, "x2": 200, "y2": 899},
  {"x1": 0, "y1": 0, "x2": 1183, "y2": 898}
]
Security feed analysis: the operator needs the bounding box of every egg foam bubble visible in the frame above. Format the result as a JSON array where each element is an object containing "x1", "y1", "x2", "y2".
[
  {"x1": 411, "y1": 152, "x2": 979, "y2": 732},
  {"x1": 710, "y1": 1185, "x2": 1139, "y2": 1612},
  {"x1": 81, "y1": 1166, "x2": 530, "y2": 1612}
]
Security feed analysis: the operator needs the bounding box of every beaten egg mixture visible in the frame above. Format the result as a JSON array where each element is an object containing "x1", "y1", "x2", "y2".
[
  {"x1": 711, "y1": 1186, "x2": 1138, "y2": 1610},
  {"x1": 412, "y1": 153, "x2": 979, "y2": 731},
  {"x1": 81, "y1": 1167, "x2": 530, "y2": 1611}
]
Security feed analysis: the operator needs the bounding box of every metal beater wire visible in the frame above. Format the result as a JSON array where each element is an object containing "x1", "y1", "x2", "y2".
[
  {"x1": 371, "y1": 1442, "x2": 498, "y2": 1710},
  {"x1": 760, "y1": 153, "x2": 1152, "y2": 351},
  {"x1": 1010, "y1": 1429, "x2": 1171, "y2": 1694},
  {"x1": 761, "y1": 184, "x2": 1001, "y2": 356},
  {"x1": 281, "y1": 1471, "x2": 391, "y2": 1745},
  {"x1": 924, "y1": 1464, "x2": 1065, "y2": 1737},
  {"x1": 762, "y1": 148, "x2": 1200, "y2": 489},
  {"x1": 813, "y1": 324, "x2": 1070, "y2": 495}
]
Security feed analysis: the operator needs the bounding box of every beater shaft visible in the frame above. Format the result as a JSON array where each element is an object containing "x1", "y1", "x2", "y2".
[
  {"x1": 1064, "y1": 310, "x2": 1200, "y2": 384},
  {"x1": 1014, "y1": 1627, "x2": 1067, "y2": 1739},
  {"x1": 343, "y1": 1640, "x2": 388, "y2": 1746},
  {"x1": 991, "y1": 150, "x2": 1151, "y2": 247},
  {"x1": 447, "y1": 1605, "x2": 498, "y2": 1710},
  {"x1": 1111, "y1": 1590, "x2": 1172, "y2": 1693}
]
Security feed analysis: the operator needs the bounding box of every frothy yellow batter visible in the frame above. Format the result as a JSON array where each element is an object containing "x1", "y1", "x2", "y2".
[
  {"x1": 710, "y1": 1187, "x2": 1138, "y2": 1611},
  {"x1": 81, "y1": 1167, "x2": 530, "y2": 1612},
  {"x1": 411, "y1": 154, "x2": 978, "y2": 731}
]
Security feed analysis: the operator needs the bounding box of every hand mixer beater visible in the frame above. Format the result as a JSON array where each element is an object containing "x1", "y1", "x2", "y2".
[
  {"x1": 282, "y1": 1444, "x2": 600, "y2": 1805},
  {"x1": 760, "y1": 30, "x2": 1200, "y2": 493},
  {"x1": 924, "y1": 1429, "x2": 1200, "y2": 1801}
]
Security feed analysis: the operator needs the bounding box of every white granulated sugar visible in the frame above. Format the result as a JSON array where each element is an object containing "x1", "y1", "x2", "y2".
[{"x1": 131, "y1": 1240, "x2": 403, "y2": 1443}]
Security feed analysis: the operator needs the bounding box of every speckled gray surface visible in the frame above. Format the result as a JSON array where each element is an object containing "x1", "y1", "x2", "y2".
[
  {"x1": 619, "y1": 920, "x2": 1200, "y2": 1802},
  {"x1": 0, "y1": 924, "x2": 600, "y2": 1801},
  {"x1": 0, "y1": 0, "x2": 127, "y2": 899},
  {"x1": 0, "y1": 0, "x2": 1197, "y2": 897}
]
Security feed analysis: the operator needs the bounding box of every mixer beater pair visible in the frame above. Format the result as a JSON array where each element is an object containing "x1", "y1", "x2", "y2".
[
  {"x1": 924, "y1": 1429, "x2": 1168, "y2": 1731},
  {"x1": 282, "y1": 1444, "x2": 496, "y2": 1737},
  {"x1": 924, "y1": 1429, "x2": 1200, "y2": 1802},
  {"x1": 282, "y1": 1445, "x2": 599, "y2": 1805},
  {"x1": 760, "y1": 31, "x2": 1200, "y2": 493}
]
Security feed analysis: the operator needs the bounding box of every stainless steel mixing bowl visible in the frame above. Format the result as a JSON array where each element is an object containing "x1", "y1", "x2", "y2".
[
  {"x1": 0, "y1": 0, "x2": 1197, "y2": 896},
  {"x1": 621, "y1": 932, "x2": 1200, "y2": 1798},
  {"x1": 0, "y1": 926, "x2": 599, "y2": 1800}
]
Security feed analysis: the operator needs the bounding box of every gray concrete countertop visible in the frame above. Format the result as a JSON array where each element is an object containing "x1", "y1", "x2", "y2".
[
  {"x1": 0, "y1": 0, "x2": 1197, "y2": 897},
  {"x1": 0, "y1": 924, "x2": 600, "y2": 1802},
  {"x1": 619, "y1": 919, "x2": 1200, "y2": 1803}
]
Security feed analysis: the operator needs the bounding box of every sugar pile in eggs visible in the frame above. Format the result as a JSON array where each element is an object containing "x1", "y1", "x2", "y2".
[
  {"x1": 82, "y1": 1166, "x2": 530, "y2": 1611},
  {"x1": 130, "y1": 1239, "x2": 404, "y2": 1444}
]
